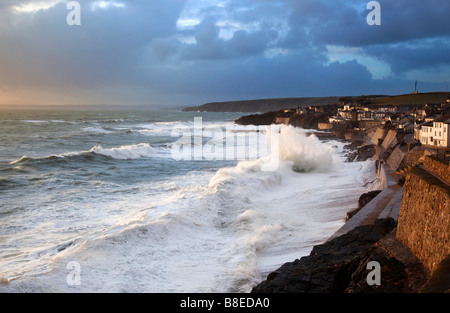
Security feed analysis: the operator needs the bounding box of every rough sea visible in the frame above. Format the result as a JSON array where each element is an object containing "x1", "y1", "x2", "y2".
[{"x1": 0, "y1": 108, "x2": 380, "y2": 292}]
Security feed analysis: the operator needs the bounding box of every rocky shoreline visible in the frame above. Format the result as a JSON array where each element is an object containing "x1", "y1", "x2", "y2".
[
  {"x1": 251, "y1": 218, "x2": 412, "y2": 293},
  {"x1": 236, "y1": 111, "x2": 450, "y2": 293}
]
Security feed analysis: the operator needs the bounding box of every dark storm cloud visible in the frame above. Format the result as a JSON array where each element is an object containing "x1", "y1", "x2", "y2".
[
  {"x1": 364, "y1": 40, "x2": 450, "y2": 74},
  {"x1": 180, "y1": 19, "x2": 278, "y2": 60},
  {"x1": 0, "y1": 0, "x2": 448, "y2": 105},
  {"x1": 283, "y1": 0, "x2": 450, "y2": 47},
  {"x1": 0, "y1": 0, "x2": 185, "y2": 89}
]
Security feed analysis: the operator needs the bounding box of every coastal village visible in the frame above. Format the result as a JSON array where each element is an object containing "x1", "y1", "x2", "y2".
[{"x1": 237, "y1": 93, "x2": 450, "y2": 293}]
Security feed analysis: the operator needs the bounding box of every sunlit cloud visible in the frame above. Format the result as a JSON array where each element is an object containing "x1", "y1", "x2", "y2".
[
  {"x1": 176, "y1": 18, "x2": 201, "y2": 30},
  {"x1": 12, "y1": 0, "x2": 62, "y2": 14},
  {"x1": 90, "y1": 1, "x2": 126, "y2": 12}
]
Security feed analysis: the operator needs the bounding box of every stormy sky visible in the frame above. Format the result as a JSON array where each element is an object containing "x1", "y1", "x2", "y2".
[{"x1": 0, "y1": 0, "x2": 449, "y2": 106}]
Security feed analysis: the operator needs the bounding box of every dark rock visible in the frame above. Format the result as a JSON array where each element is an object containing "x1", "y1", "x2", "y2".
[
  {"x1": 233, "y1": 110, "x2": 331, "y2": 130},
  {"x1": 419, "y1": 254, "x2": 450, "y2": 293},
  {"x1": 345, "y1": 190, "x2": 382, "y2": 222},
  {"x1": 345, "y1": 144, "x2": 377, "y2": 162},
  {"x1": 358, "y1": 190, "x2": 382, "y2": 210},
  {"x1": 289, "y1": 114, "x2": 329, "y2": 129},
  {"x1": 355, "y1": 144, "x2": 377, "y2": 161},
  {"x1": 345, "y1": 247, "x2": 410, "y2": 293},
  {"x1": 345, "y1": 208, "x2": 360, "y2": 222},
  {"x1": 344, "y1": 140, "x2": 363, "y2": 151},
  {"x1": 251, "y1": 218, "x2": 397, "y2": 293},
  {"x1": 234, "y1": 110, "x2": 283, "y2": 126}
]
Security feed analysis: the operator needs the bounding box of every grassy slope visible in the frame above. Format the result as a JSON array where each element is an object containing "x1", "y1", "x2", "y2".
[
  {"x1": 370, "y1": 92, "x2": 450, "y2": 106},
  {"x1": 182, "y1": 97, "x2": 341, "y2": 112},
  {"x1": 182, "y1": 92, "x2": 450, "y2": 112}
]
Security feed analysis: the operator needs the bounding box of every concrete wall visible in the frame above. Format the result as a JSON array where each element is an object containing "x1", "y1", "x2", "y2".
[
  {"x1": 387, "y1": 146, "x2": 406, "y2": 172},
  {"x1": 377, "y1": 162, "x2": 388, "y2": 189},
  {"x1": 397, "y1": 167, "x2": 450, "y2": 273},
  {"x1": 381, "y1": 130, "x2": 398, "y2": 150},
  {"x1": 369, "y1": 127, "x2": 388, "y2": 146}
]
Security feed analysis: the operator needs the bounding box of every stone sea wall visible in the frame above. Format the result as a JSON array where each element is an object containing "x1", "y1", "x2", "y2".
[
  {"x1": 396, "y1": 166, "x2": 450, "y2": 273},
  {"x1": 423, "y1": 155, "x2": 450, "y2": 184}
]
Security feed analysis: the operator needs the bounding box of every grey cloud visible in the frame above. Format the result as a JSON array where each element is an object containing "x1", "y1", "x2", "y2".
[
  {"x1": 0, "y1": 0, "x2": 448, "y2": 106},
  {"x1": 0, "y1": 0, "x2": 186, "y2": 89},
  {"x1": 180, "y1": 19, "x2": 278, "y2": 60},
  {"x1": 364, "y1": 40, "x2": 450, "y2": 74},
  {"x1": 151, "y1": 37, "x2": 181, "y2": 62},
  {"x1": 287, "y1": 0, "x2": 450, "y2": 47}
]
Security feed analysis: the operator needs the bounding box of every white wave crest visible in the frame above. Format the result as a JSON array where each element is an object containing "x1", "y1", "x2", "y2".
[
  {"x1": 209, "y1": 125, "x2": 334, "y2": 187},
  {"x1": 82, "y1": 126, "x2": 113, "y2": 134},
  {"x1": 89, "y1": 143, "x2": 158, "y2": 159}
]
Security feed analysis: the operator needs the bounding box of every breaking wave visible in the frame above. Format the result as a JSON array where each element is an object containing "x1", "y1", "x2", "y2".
[
  {"x1": 209, "y1": 125, "x2": 334, "y2": 188},
  {"x1": 81, "y1": 126, "x2": 113, "y2": 134},
  {"x1": 9, "y1": 143, "x2": 165, "y2": 166}
]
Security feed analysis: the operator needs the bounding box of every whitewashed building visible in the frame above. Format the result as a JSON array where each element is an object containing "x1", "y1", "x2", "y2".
[
  {"x1": 420, "y1": 121, "x2": 434, "y2": 146},
  {"x1": 432, "y1": 115, "x2": 450, "y2": 148},
  {"x1": 418, "y1": 115, "x2": 450, "y2": 147}
]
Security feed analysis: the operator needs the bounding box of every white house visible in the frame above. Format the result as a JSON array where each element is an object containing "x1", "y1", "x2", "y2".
[
  {"x1": 419, "y1": 115, "x2": 450, "y2": 147},
  {"x1": 420, "y1": 121, "x2": 434, "y2": 146},
  {"x1": 432, "y1": 115, "x2": 450, "y2": 148}
]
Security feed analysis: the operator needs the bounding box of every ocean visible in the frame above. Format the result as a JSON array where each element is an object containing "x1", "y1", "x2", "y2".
[{"x1": 0, "y1": 109, "x2": 380, "y2": 292}]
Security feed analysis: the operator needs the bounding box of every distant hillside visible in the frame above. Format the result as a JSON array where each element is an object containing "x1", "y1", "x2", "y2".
[
  {"x1": 369, "y1": 92, "x2": 450, "y2": 106},
  {"x1": 182, "y1": 92, "x2": 450, "y2": 113},
  {"x1": 182, "y1": 97, "x2": 341, "y2": 112}
]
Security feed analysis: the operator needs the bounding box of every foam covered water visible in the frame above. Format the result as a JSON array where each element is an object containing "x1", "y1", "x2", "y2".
[{"x1": 0, "y1": 110, "x2": 378, "y2": 292}]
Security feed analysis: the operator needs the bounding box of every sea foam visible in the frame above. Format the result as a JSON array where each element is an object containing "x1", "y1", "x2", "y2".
[
  {"x1": 0, "y1": 116, "x2": 376, "y2": 293},
  {"x1": 209, "y1": 125, "x2": 334, "y2": 188}
]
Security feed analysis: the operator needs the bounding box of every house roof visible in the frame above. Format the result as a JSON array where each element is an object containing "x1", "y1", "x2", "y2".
[
  {"x1": 421, "y1": 121, "x2": 434, "y2": 127},
  {"x1": 435, "y1": 114, "x2": 450, "y2": 124}
]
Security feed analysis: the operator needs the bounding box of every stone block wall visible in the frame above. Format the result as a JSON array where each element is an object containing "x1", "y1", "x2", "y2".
[
  {"x1": 423, "y1": 155, "x2": 450, "y2": 184},
  {"x1": 318, "y1": 123, "x2": 333, "y2": 130},
  {"x1": 396, "y1": 148, "x2": 433, "y2": 175},
  {"x1": 397, "y1": 167, "x2": 450, "y2": 273},
  {"x1": 275, "y1": 117, "x2": 290, "y2": 124}
]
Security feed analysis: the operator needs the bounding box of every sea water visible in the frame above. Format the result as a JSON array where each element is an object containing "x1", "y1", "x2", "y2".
[{"x1": 0, "y1": 109, "x2": 379, "y2": 292}]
